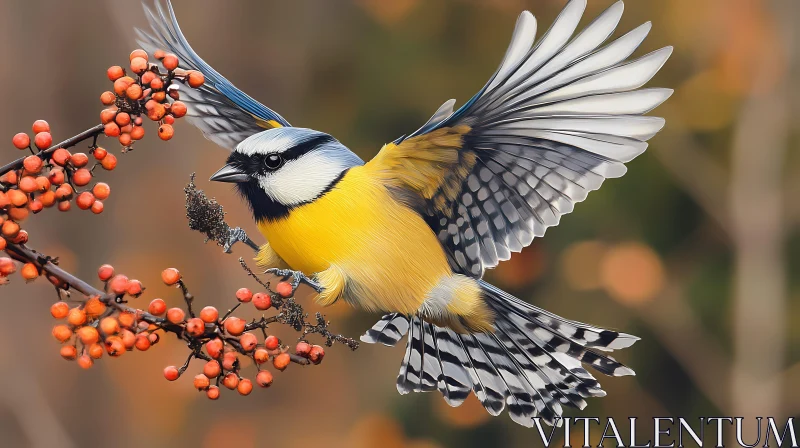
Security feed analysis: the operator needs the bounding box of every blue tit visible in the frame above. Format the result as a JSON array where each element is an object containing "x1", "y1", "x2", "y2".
[{"x1": 138, "y1": 0, "x2": 672, "y2": 427}]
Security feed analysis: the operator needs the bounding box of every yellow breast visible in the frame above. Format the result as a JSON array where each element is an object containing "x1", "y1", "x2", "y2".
[{"x1": 257, "y1": 166, "x2": 452, "y2": 313}]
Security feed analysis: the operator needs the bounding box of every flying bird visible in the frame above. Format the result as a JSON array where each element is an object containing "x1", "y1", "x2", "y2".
[{"x1": 137, "y1": 0, "x2": 672, "y2": 427}]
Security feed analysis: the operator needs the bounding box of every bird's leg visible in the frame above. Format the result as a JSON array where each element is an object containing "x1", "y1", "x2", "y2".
[
  {"x1": 265, "y1": 268, "x2": 323, "y2": 293},
  {"x1": 223, "y1": 226, "x2": 260, "y2": 254}
]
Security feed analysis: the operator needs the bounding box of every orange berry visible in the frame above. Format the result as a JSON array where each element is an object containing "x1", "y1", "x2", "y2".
[
  {"x1": 52, "y1": 148, "x2": 71, "y2": 166},
  {"x1": 126, "y1": 279, "x2": 144, "y2": 296},
  {"x1": 55, "y1": 184, "x2": 73, "y2": 201},
  {"x1": 104, "y1": 122, "x2": 120, "y2": 137},
  {"x1": 18, "y1": 176, "x2": 38, "y2": 193},
  {"x1": 57, "y1": 201, "x2": 71, "y2": 212},
  {"x1": 273, "y1": 353, "x2": 291, "y2": 371},
  {"x1": 105, "y1": 336, "x2": 125, "y2": 357},
  {"x1": 0, "y1": 257, "x2": 15, "y2": 276},
  {"x1": 100, "y1": 91, "x2": 116, "y2": 105},
  {"x1": 0, "y1": 238, "x2": 5, "y2": 251},
  {"x1": 236, "y1": 288, "x2": 253, "y2": 303},
  {"x1": 2, "y1": 171, "x2": 17, "y2": 185},
  {"x1": 28, "y1": 198, "x2": 42, "y2": 213},
  {"x1": 129, "y1": 49, "x2": 148, "y2": 61},
  {"x1": 146, "y1": 103, "x2": 166, "y2": 121},
  {"x1": 185, "y1": 317, "x2": 205, "y2": 337},
  {"x1": 52, "y1": 324, "x2": 72, "y2": 343},
  {"x1": 100, "y1": 153, "x2": 117, "y2": 171},
  {"x1": 76, "y1": 192, "x2": 95, "y2": 210},
  {"x1": 152, "y1": 91, "x2": 167, "y2": 102},
  {"x1": 199, "y1": 306, "x2": 218, "y2": 323},
  {"x1": 89, "y1": 183, "x2": 110, "y2": 201},
  {"x1": 50, "y1": 302, "x2": 69, "y2": 319},
  {"x1": 170, "y1": 101, "x2": 187, "y2": 118},
  {"x1": 253, "y1": 292, "x2": 272, "y2": 310},
  {"x1": 100, "y1": 108, "x2": 117, "y2": 124},
  {"x1": 12, "y1": 132, "x2": 30, "y2": 149},
  {"x1": 276, "y1": 282, "x2": 293, "y2": 298},
  {"x1": 35, "y1": 176, "x2": 50, "y2": 192},
  {"x1": 255, "y1": 370, "x2": 273, "y2": 388},
  {"x1": 254, "y1": 348, "x2": 269, "y2": 364},
  {"x1": 166, "y1": 307, "x2": 185, "y2": 324},
  {"x1": 126, "y1": 83, "x2": 143, "y2": 100},
  {"x1": 187, "y1": 70, "x2": 205, "y2": 88},
  {"x1": 157, "y1": 124, "x2": 174, "y2": 141},
  {"x1": 77, "y1": 354, "x2": 93, "y2": 369},
  {"x1": 141, "y1": 71, "x2": 157, "y2": 85},
  {"x1": 67, "y1": 307, "x2": 86, "y2": 326},
  {"x1": 119, "y1": 133, "x2": 132, "y2": 147},
  {"x1": 130, "y1": 125, "x2": 145, "y2": 140},
  {"x1": 295, "y1": 341, "x2": 311, "y2": 357},
  {"x1": 237, "y1": 378, "x2": 253, "y2": 396},
  {"x1": 39, "y1": 190, "x2": 56, "y2": 207},
  {"x1": 8, "y1": 207, "x2": 29, "y2": 222},
  {"x1": 9, "y1": 230, "x2": 27, "y2": 245},
  {"x1": 8, "y1": 189, "x2": 28, "y2": 207},
  {"x1": 206, "y1": 385, "x2": 220, "y2": 400},
  {"x1": 162, "y1": 54, "x2": 179, "y2": 71},
  {"x1": 77, "y1": 326, "x2": 99, "y2": 345},
  {"x1": 114, "y1": 112, "x2": 131, "y2": 127},
  {"x1": 150, "y1": 77, "x2": 164, "y2": 90},
  {"x1": 222, "y1": 353, "x2": 238, "y2": 372},
  {"x1": 88, "y1": 343, "x2": 104, "y2": 359},
  {"x1": 97, "y1": 264, "x2": 114, "y2": 281},
  {"x1": 84, "y1": 297, "x2": 106, "y2": 318},
  {"x1": 206, "y1": 339, "x2": 223, "y2": 358},
  {"x1": 107, "y1": 66, "x2": 125, "y2": 81},
  {"x1": 32, "y1": 120, "x2": 50, "y2": 133},
  {"x1": 161, "y1": 268, "x2": 181, "y2": 286},
  {"x1": 223, "y1": 317, "x2": 245, "y2": 336},
  {"x1": 163, "y1": 114, "x2": 175, "y2": 125},
  {"x1": 93, "y1": 147, "x2": 107, "y2": 160},
  {"x1": 154, "y1": 49, "x2": 166, "y2": 60},
  {"x1": 118, "y1": 312, "x2": 136, "y2": 328},
  {"x1": 120, "y1": 329, "x2": 136, "y2": 349},
  {"x1": 60, "y1": 345, "x2": 77, "y2": 360},
  {"x1": 108, "y1": 274, "x2": 129, "y2": 295},
  {"x1": 148, "y1": 333, "x2": 160, "y2": 345},
  {"x1": 100, "y1": 316, "x2": 120, "y2": 335},
  {"x1": 309, "y1": 345, "x2": 325, "y2": 364},
  {"x1": 23, "y1": 156, "x2": 43, "y2": 174},
  {"x1": 113, "y1": 76, "x2": 134, "y2": 96},
  {"x1": 264, "y1": 335, "x2": 280, "y2": 351},
  {"x1": 134, "y1": 333, "x2": 151, "y2": 351},
  {"x1": 130, "y1": 56, "x2": 148, "y2": 75},
  {"x1": 222, "y1": 372, "x2": 239, "y2": 390},
  {"x1": 239, "y1": 333, "x2": 258, "y2": 352},
  {"x1": 34, "y1": 132, "x2": 52, "y2": 149},
  {"x1": 163, "y1": 365, "x2": 180, "y2": 381},
  {"x1": 90, "y1": 200, "x2": 104, "y2": 215},
  {"x1": 194, "y1": 374, "x2": 210, "y2": 391},
  {"x1": 148, "y1": 298, "x2": 166, "y2": 315},
  {"x1": 203, "y1": 360, "x2": 221, "y2": 378},
  {"x1": 1, "y1": 220, "x2": 20, "y2": 238}
]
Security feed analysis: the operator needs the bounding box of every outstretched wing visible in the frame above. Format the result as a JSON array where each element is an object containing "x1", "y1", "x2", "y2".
[
  {"x1": 367, "y1": 0, "x2": 672, "y2": 277},
  {"x1": 135, "y1": 1, "x2": 290, "y2": 150}
]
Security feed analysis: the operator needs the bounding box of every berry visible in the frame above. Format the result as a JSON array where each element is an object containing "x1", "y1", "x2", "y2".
[
  {"x1": 77, "y1": 326, "x2": 99, "y2": 345},
  {"x1": 203, "y1": 360, "x2": 221, "y2": 378},
  {"x1": 97, "y1": 264, "x2": 115, "y2": 281},
  {"x1": 12, "y1": 133, "x2": 30, "y2": 149},
  {"x1": 150, "y1": 77, "x2": 164, "y2": 90},
  {"x1": 255, "y1": 370, "x2": 273, "y2": 388},
  {"x1": 253, "y1": 292, "x2": 272, "y2": 310},
  {"x1": 166, "y1": 307, "x2": 185, "y2": 324},
  {"x1": 126, "y1": 279, "x2": 144, "y2": 296},
  {"x1": 161, "y1": 268, "x2": 180, "y2": 285},
  {"x1": 264, "y1": 335, "x2": 280, "y2": 350},
  {"x1": 154, "y1": 49, "x2": 166, "y2": 60},
  {"x1": 237, "y1": 378, "x2": 253, "y2": 396},
  {"x1": 130, "y1": 49, "x2": 148, "y2": 61},
  {"x1": 39, "y1": 191, "x2": 56, "y2": 207},
  {"x1": 88, "y1": 343, "x2": 104, "y2": 359},
  {"x1": 187, "y1": 70, "x2": 205, "y2": 88},
  {"x1": 20, "y1": 262, "x2": 38, "y2": 281},
  {"x1": 276, "y1": 281, "x2": 293, "y2": 298},
  {"x1": 309, "y1": 345, "x2": 325, "y2": 364},
  {"x1": 76, "y1": 192, "x2": 96, "y2": 210},
  {"x1": 185, "y1": 317, "x2": 205, "y2": 337},
  {"x1": 239, "y1": 333, "x2": 258, "y2": 352},
  {"x1": 100, "y1": 317, "x2": 120, "y2": 335},
  {"x1": 108, "y1": 274, "x2": 130, "y2": 295},
  {"x1": 148, "y1": 298, "x2": 167, "y2": 315},
  {"x1": 158, "y1": 124, "x2": 174, "y2": 141},
  {"x1": 2, "y1": 221, "x2": 20, "y2": 238},
  {"x1": 92, "y1": 182, "x2": 111, "y2": 200},
  {"x1": 93, "y1": 147, "x2": 107, "y2": 160},
  {"x1": 236, "y1": 288, "x2": 252, "y2": 303},
  {"x1": 120, "y1": 329, "x2": 136, "y2": 349},
  {"x1": 206, "y1": 339, "x2": 223, "y2": 358},
  {"x1": 221, "y1": 352, "x2": 236, "y2": 370},
  {"x1": 50, "y1": 302, "x2": 69, "y2": 319},
  {"x1": 130, "y1": 56, "x2": 148, "y2": 75},
  {"x1": 130, "y1": 125, "x2": 145, "y2": 140},
  {"x1": 141, "y1": 71, "x2": 157, "y2": 85},
  {"x1": 103, "y1": 337, "x2": 124, "y2": 357},
  {"x1": 113, "y1": 76, "x2": 135, "y2": 96},
  {"x1": 100, "y1": 108, "x2": 117, "y2": 124},
  {"x1": 126, "y1": 84, "x2": 143, "y2": 100},
  {"x1": 78, "y1": 355, "x2": 93, "y2": 369},
  {"x1": 134, "y1": 334, "x2": 151, "y2": 351},
  {"x1": 32, "y1": 120, "x2": 50, "y2": 133},
  {"x1": 52, "y1": 324, "x2": 72, "y2": 343},
  {"x1": 84, "y1": 297, "x2": 106, "y2": 318},
  {"x1": 0, "y1": 257, "x2": 15, "y2": 276},
  {"x1": 55, "y1": 184, "x2": 73, "y2": 201},
  {"x1": 67, "y1": 307, "x2": 86, "y2": 326},
  {"x1": 117, "y1": 312, "x2": 136, "y2": 328},
  {"x1": 254, "y1": 348, "x2": 269, "y2": 364},
  {"x1": 206, "y1": 385, "x2": 220, "y2": 400},
  {"x1": 295, "y1": 341, "x2": 312, "y2": 357},
  {"x1": 162, "y1": 53, "x2": 179, "y2": 70},
  {"x1": 163, "y1": 115, "x2": 175, "y2": 125},
  {"x1": 8, "y1": 189, "x2": 28, "y2": 207},
  {"x1": 28, "y1": 199, "x2": 43, "y2": 214},
  {"x1": 114, "y1": 112, "x2": 131, "y2": 127},
  {"x1": 222, "y1": 373, "x2": 239, "y2": 390},
  {"x1": 18, "y1": 176, "x2": 38, "y2": 193},
  {"x1": 199, "y1": 306, "x2": 218, "y2": 323},
  {"x1": 60, "y1": 345, "x2": 77, "y2": 361},
  {"x1": 100, "y1": 91, "x2": 116, "y2": 106},
  {"x1": 170, "y1": 101, "x2": 187, "y2": 118},
  {"x1": 22, "y1": 155, "x2": 43, "y2": 173},
  {"x1": 52, "y1": 148, "x2": 71, "y2": 166},
  {"x1": 104, "y1": 122, "x2": 120, "y2": 137},
  {"x1": 100, "y1": 153, "x2": 117, "y2": 171},
  {"x1": 273, "y1": 353, "x2": 291, "y2": 371},
  {"x1": 223, "y1": 317, "x2": 245, "y2": 336},
  {"x1": 163, "y1": 366, "x2": 180, "y2": 381},
  {"x1": 107, "y1": 66, "x2": 125, "y2": 81},
  {"x1": 7, "y1": 207, "x2": 29, "y2": 222},
  {"x1": 34, "y1": 132, "x2": 52, "y2": 149}
]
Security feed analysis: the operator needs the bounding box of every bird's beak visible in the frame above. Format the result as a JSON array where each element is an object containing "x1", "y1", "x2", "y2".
[{"x1": 210, "y1": 164, "x2": 250, "y2": 183}]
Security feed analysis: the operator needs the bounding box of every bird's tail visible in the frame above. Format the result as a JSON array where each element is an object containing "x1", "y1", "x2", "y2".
[{"x1": 360, "y1": 280, "x2": 638, "y2": 427}]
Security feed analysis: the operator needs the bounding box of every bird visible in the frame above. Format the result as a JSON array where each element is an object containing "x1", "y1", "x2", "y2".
[{"x1": 137, "y1": 0, "x2": 672, "y2": 427}]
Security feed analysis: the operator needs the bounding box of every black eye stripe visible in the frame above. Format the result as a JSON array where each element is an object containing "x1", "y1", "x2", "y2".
[{"x1": 227, "y1": 134, "x2": 335, "y2": 174}]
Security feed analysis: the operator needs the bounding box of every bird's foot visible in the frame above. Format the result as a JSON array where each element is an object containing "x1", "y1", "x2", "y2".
[
  {"x1": 264, "y1": 268, "x2": 323, "y2": 293},
  {"x1": 222, "y1": 227, "x2": 259, "y2": 253}
]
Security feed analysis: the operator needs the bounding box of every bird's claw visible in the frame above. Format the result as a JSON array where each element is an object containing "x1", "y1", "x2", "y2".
[
  {"x1": 223, "y1": 227, "x2": 251, "y2": 253},
  {"x1": 264, "y1": 268, "x2": 323, "y2": 293}
]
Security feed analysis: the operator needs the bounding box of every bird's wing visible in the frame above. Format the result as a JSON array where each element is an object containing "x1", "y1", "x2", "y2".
[
  {"x1": 366, "y1": 0, "x2": 671, "y2": 278},
  {"x1": 135, "y1": 1, "x2": 290, "y2": 150}
]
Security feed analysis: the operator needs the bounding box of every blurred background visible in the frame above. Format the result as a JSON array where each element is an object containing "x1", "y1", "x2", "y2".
[{"x1": 0, "y1": 0, "x2": 797, "y2": 446}]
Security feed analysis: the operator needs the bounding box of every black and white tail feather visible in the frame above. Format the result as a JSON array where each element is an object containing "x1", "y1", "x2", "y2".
[{"x1": 364, "y1": 0, "x2": 669, "y2": 428}]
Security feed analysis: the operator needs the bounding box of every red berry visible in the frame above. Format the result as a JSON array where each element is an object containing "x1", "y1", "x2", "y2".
[
  {"x1": 309, "y1": 345, "x2": 325, "y2": 364},
  {"x1": 166, "y1": 307, "x2": 185, "y2": 324},
  {"x1": 71, "y1": 152, "x2": 89, "y2": 167},
  {"x1": 12, "y1": 133, "x2": 30, "y2": 149},
  {"x1": 32, "y1": 120, "x2": 50, "y2": 133},
  {"x1": 93, "y1": 147, "x2": 107, "y2": 160},
  {"x1": 170, "y1": 101, "x2": 187, "y2": 118},
  {"x1": 92, "y1": 182, "x2": 111, "y2": 200},
  {"x1": 253, "y1": 292, "x2": 272, "y2": 310},
  {"x1": 255, "y1": 370, "x2": 273, "y2": 388},
  {"x1": 206, "y1": 385, "x2": 220, "y2": 400},
  {"x1": 264, "y1": 335, "x2": 280, "y2": 350},
  {"x1": 90, "y1": 200, "x2": 104, "y2": 214},
  {"x1": 108, "y1": 274, "x2": 129, "y2": 295},
  {"x1": 187, "y1": 70, "x2": 205, "y2": 88},
  {"x1": 100, "y1": 91, "x2": 116, "y2": 106},
  {"x1": 60, "y1": 345, "x2": 77, "y2": 361},
  {"x1": 239, "y1": 333, "x2": 258, "y2": 352},
  {"x1": 50, "y1": 302, "x2": 69, "y2": 319},
  {"x1": 130, "y1": 56, "x2": 148, "y2": 75},
  {"x1": 199, "y1": 306, "x2": 218, "y2": 323},
  {"x1": 104, "y1": 122, "x2": 120, "y2": 138},
  {"x1": 203, "y1": 360, "x2": 221, "y2": 378},
  {"x1": 161, "y1": 268, "x2": 180, "y2": 285},
  {"x1": 295, "y1": 341, "x2": 312, "y2": 357},
  {"x1": 164, "y1": 366, "x2": 180, "y2": 381},
  {"x1": 148, "y1": 298, "x2": 167, "y2": 315},
  {"x1": 221, "y1": 353, "x2": 235, "y2": 371},
  {"x1": 236, "y1": 288, "x2": 253, "y2": 303},
  {"x1": 126, "y1": 279, "x2": 144, "y2": 296},
  {"x1": 135, "y1": 333, "x2": 151, "y2": 351},
  {"x1": 193, "y1": 374, "x2": 210, "y2": 390},
  {"x1": 276, "y1": 281, "x2": 293, "y2": 298},
  {"x1": 206, "y1": 339, "x2": 223, "y2": 358},
  {"x1": 254, "y1": 348, "x2": 269, "y2": 364},
  {"x1": 237, "y1": 378, "x2": 253, "y2": 396},
  {"x1": 100, "y1": 153, "x2": 117, "y2": 171},
  {"x1": 185, "y1": 317, "x2": 205, "y2": 337},
  {"x1": 107, "y1": 66, "x2": 125, "y2": 81},
  {"x1": 97, "y1": 264, "x2": 114, "y2": 281},
  {"x1": 223, "y1": 317, "x2": 245, "y2": 336},
  {"x1": 222, "y1": 373, "x2": 239, "y2": 390},
  {"x1": 158, "y1": 123, "x2": 174, "y2": 141},
  {"x1": 51, "y1": 148, "x2": 71, "y2": 166},
  {"x1": 162, "y1": 54, "x2": 179, "y2": 71},
  {"x1": 76, "y1": 192, "x2": 96, "y2": 210},
  {"x1": 273, "y1": 353, "x2": 291, "y2": 371},
  {"x1": 34, "y1": 132, "x2": 52, "y2": 149}
]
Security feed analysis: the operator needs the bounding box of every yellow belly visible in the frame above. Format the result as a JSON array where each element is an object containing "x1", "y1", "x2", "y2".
[{"x1": 257, "y1": 166, "x2": 452, "y2": 313}]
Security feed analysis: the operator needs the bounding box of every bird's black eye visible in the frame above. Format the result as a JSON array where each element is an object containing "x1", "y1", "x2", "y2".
[{"x1": 264, "y1": 154, "x2": 283, "y2": 170}]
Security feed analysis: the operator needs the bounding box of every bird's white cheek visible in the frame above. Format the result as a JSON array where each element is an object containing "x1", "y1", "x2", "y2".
[{"x1": 258, "y1": 155, "x2": 344, "y2": 206}]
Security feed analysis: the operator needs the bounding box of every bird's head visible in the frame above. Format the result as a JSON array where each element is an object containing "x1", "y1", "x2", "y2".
[{"x1": 210, "y1": 127, "x2": 364, "y2": 222}]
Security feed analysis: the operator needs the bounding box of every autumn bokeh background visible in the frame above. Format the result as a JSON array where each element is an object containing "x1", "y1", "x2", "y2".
[{"x1": 0, "y1": 0, "x2": 797, "y2": 447}]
